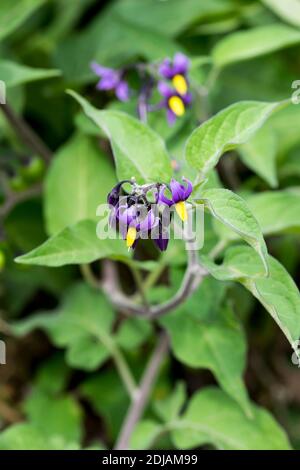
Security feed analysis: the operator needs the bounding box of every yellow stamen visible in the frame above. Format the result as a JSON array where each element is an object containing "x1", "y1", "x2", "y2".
[
  {"x1": 175, "y1": 201, "x2": 187, "y2": 222},
  {"x1": 172, "y1": 74, "x2": 188, "y2": 95},
  {"x1": 126, "y1": 226, "x2": 137, "y2": 249},
  {"x1": 168, "y1": 96, "x2": 185, "y2": 117}
]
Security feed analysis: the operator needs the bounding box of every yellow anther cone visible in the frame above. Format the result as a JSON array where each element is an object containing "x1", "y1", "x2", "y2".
[
  {"x1": 168, "y1": 96, "x2": 185, "y2": 117},
  {"x1": 175, "y1": 201, "x2": 187, "y2": 222},
  {"x1": 126, "y1": 226, "x2": 137, "y2": 249},
  {"x1": 172, "y1": 74, "x2": 188, "y2": 95}
]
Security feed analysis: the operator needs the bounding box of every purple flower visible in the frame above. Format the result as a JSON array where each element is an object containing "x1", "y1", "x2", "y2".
[
  {"x1": 117, "y1": 204, "x2": 158, "y2": 250},
  {"x1": 107, "y1": 180, "x2": 132, "y2": 207},
  {"x1": 159, "y1": 52, "x2": 189, "y2": 96},
  {"x1": 158, "y1": 177, "x2": 193, "y2": 221},
  {"x1": 158, "y1": 82, "x2": 192, "y2": 125},
  {"x1": 91, "y1": 62, "x2": 129, "y2": 102},
  {"x1": 153, "y1": 208, "x2": 172, "y2": 252}
]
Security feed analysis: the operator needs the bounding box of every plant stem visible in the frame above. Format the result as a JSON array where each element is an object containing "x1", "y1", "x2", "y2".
[
  {"x1": 209, "y1": 239, "x2": 227, "y2": 260},
  {"x1": 114, "y1": 331, "x2": 169, "y2": 450},
  {"x1": 105, "y1": 338, "x2": 138, "y2": 400},
  {"x1": 0, "y1": 173, "x2": 42, "y2": 218},
  {"x1": 130, "y1": 264, "x2": 149, "y2": 308},
  {"x1": 0, "y1": 102, "x2": 52, "y2": 163},
  {"x1": 80, "y1": 263, "x2": 99, "y2": 289},
  {"x1": 80, "y1": 263, "x2": 137, "y2": 398}
]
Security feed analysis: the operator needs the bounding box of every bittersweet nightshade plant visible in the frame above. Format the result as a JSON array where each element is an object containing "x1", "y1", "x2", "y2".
[{"x1": 2, "y1": 1, "x2": 300, "y2": 453}]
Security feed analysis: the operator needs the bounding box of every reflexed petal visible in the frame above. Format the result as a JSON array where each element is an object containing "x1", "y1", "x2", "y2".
[
  {"x1": 183, "y1": 91, "x2": 193, "y2": 105},
  {"x1": 175, "y1": 201, "x2": 187, "y2": 221},
  {"x1": 138, "y1": 209, "x2": 158, "y2": 233},
  {"x1": 158, "y1": 185, "x2": 174, "y2": 206},
  {"x1": 167, "y1": 108, "x2": 177, "y2": 126},
  {"x1": 117, "y1": 204, "x2": 135, "y2": 226},
  {"x1": 173, "y1": 52, "x2": 189, "y2": 74},
  {"x1": 154, "y1": 233, "x2": 169, "y2": 251},
  {"x1": 170, "y1": 178, "x2": 186, "y2": 203},
  {"x1": 158, "y1": 81, "x2": 173, "y2": 98},
  {"x1": 91, "y1": 62, "x2": 111, "y2": 77},
  {"x1": 159, "y1": 59, "x2": 174, "y2": 79},
  {"x1": 182, "y1": 177, "x2": 193, "y2": 199},
  {"x1": 116, "y1": 80, "x2": 130, "y2": 101},
  {"x1": 97, "y1": 72, "x2": 119, "y2": 90}
]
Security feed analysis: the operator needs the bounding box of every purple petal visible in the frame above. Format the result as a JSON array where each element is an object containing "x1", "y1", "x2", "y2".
[
  {"x1": 159, "y1": 59, "x2": 174, "y2": 79},
  {"x1": 182, "y1": 177, "x2": 193, "y2": 199},
  {"x1": 173, "y1": 52, "x2": 189, "y2": 74},
  {"x1": 167, "y1": 108, "x2": 177, "y2": 126},
  {"x1": 91, "y1": 61, "x2": 112, "y2": 77},
  {"x1": 158, "y1": 81, "x2": 173, "y2": 98},
  {"x1": 183, "y1": 91, "x2": 193, "y2": 105},
  {"x1": 154, "y1": 234, "x2": 169, "y2": 251},
  {"x1": 97, "y1": 73, "x2": 119, "y2": 90},
  {"x1": 117, "y1": 205, "x2": 135, "y2": 226},
  {"x1": 170, "y1": 179, "x2": 186, "y2": 203},
  {"x1": 116, "y1": 80, "x2": 130, "y2": 101},
  {"x1": 138, "y1": 209, "x2": 158, "y2": 233},
  {"x1": 158, "y1": 185, "x2": 174, "y2": 206}
]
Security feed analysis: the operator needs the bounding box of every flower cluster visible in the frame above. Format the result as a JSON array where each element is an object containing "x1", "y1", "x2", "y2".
[
  {"x1": 91, "y1": 62, "x2": 129, "y2": 102},
  {"x1": 91, "y1": 52, "x2": 192, "y2": 125},
  {"x1": 107, "y1": 177, "x2": 193, "y2": 251},
  {"x1": 158, "y1": 52, "x2": 192, "y2": 125}
]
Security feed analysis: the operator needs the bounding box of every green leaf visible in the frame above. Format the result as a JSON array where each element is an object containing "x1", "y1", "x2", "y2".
[
  {"x1": 217, "y1": 191, "x2": 300, "y2": 240},
  {"x1": 15, "y1": 220, "x2": 129, "y2": 267},
  {"x1": 0, "y1": 424, "x2": 54, "y2": 450},
  {"x1": 161, "y1": 299, "x2": 250, "y2": 416},
  {"x1": 116, "y1": 317, "x2": 153, "y2": 351},
  {"x1": 197, "y1": 188, "x2": 269, "y2": 273},
  {"x1": 34, "y1": 353, "x2": 70, "y2": 395},
  {"x1": 0, "y1": 60, "x2": 61, "y2": 88},
  {"x1": 262, "y1": 0, "x2": 300, "y2": 28},
  {"x1": 24, "y1": 390, "x2": 83, "y2": 444},
  {"x1": 115, "y1": 0, "x2": 235, "y2": 36},
  {"x1": 171, "y1": 387, "x2": 291, "y2": 450},
  {"x1": 242, "y1": 252, "x2": 300, "y2": 348},
  {"x1": 154, "y1": 382, "x2": 186, "y2": 423},
  {"x1": 185, "y1": 100, "x2": 284, "y2": 177},
  {"x1": 246, "y1": 190, "x2": 300, "y2": 236},
  {"x1": 0, "y1": 0, "x2": 46, "y2": 42},
  {"x1": 13, "y1": 282, "x2": 116, "y2": 371},
  {"x1": 130, "y1": 421, "x2": 163, "y2": 450},
  {"x1": 68, "y1": 91, "x2": 172, "y2": 184},
  {"x1": 45, "y1": 133, "x2": 115, "y2": 235},
  {"x1": 199, "y1": 245, "x2": 267, "y2": 281},
  {"x1": 239, "y1": 125, "x2": 278, "y2": 187},
  {"x1": 80, "y1": 369, "x2": 129, "y2": 439},
  {"x1": 204, "y1": 246, "x2": 300, "y2": 348},
  {"x1": 212, "y1": 24, "x2": 300, "y2": 67}
]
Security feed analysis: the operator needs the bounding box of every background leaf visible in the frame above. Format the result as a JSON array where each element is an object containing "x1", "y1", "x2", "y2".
[
  {"x1": 212, "y1": 25, "x2": 300, "y2": 67},
  {"x1": 68, "y1": 91, "x2": 172, "y2": 184},
  {"x1": 185, "y1": 100, "x2": 284, "y2": 176},
  {"x1": 171, "y1": 387, "x2": 291, "y2": 450},
  {"x1": 262, "y1": 0, "x2": 300, "y2": 28},
  {"x1": 0, "y1": 60, "x2": 61, "y2": 87},
  {"x1": 45, "y1": 133, "x2": 115, "y2": 235},
  {"x1": 0, "y1": 0, "x2": 46, "y2": 41},
  {"x1": 15, "y1": 220, "x2": 129, "y2": 267},
  {"x1": 239, "y1": 125, "x2": 278, "y2": 187},
  {"x1": 198, "y1": 188, "x2": 269, "y2": 273}
]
